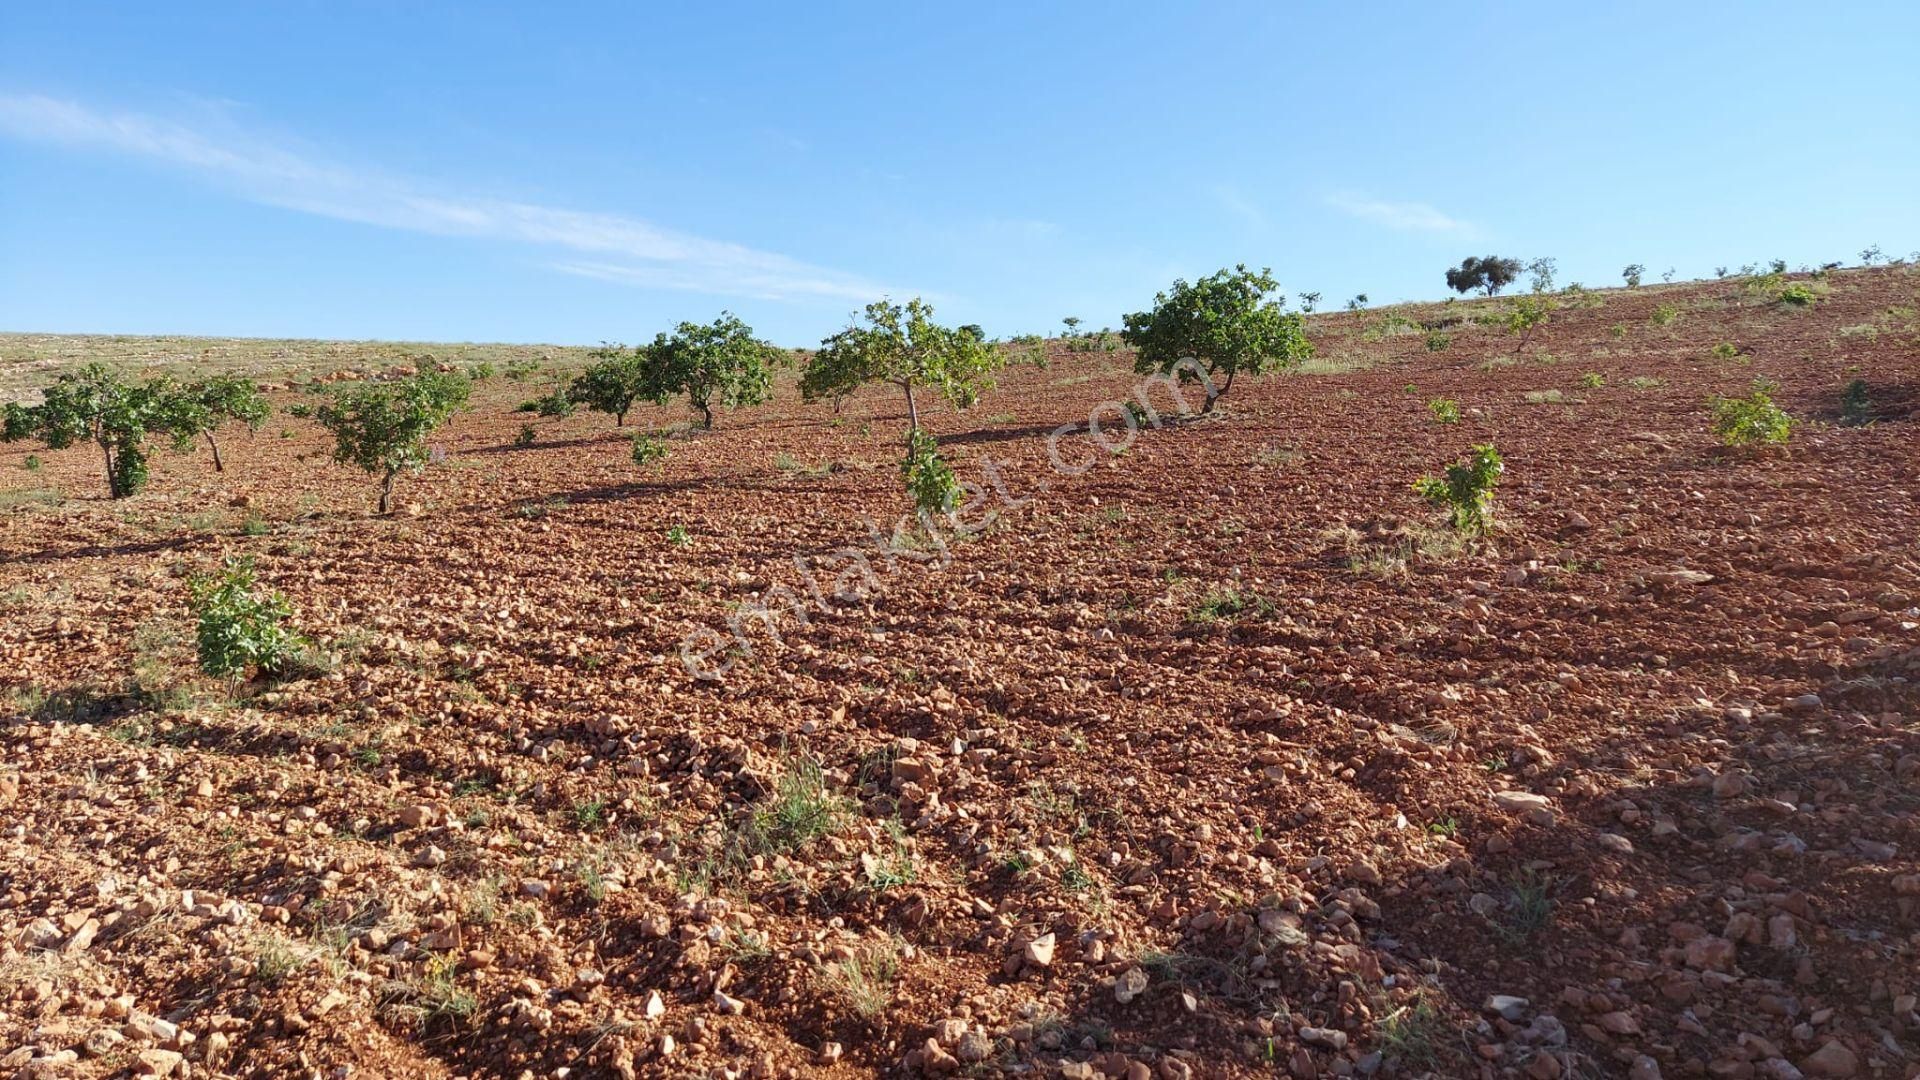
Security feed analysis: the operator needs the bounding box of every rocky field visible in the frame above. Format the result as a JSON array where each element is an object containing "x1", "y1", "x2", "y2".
[{"x1": 2, "y1": 269, "x2": 1917, "y2": 1079}]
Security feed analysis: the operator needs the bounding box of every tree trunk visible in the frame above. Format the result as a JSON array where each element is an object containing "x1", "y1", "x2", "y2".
[
  {"x1": 902, "y1": 382, "x2": 920, "y2": 438},
  {"x1": 616, "y1": 410, "x2": 627, "y2": 427},
  {"x1": 98, "y1": 437, "x2": 117, "y2": 498},
  {"x1": 698, "y1": 401, "x2": 714, "y2": 430},
  {"x1": 1203, "y1": 365, "x2": 1233, "y2": 413},
  {"x1": 206, "y1": 432, "x2": 225, "y2": 473},
  {"x1": 379, "y1": 470, "x2": 397, "y2": 515}
]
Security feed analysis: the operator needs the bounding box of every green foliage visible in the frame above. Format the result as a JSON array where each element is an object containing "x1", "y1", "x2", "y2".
[
  {"x1": 1526, "y1": 256, "x2": 1557, "y2": 294},
  {"x1": 1426, "y1": 398, "x2": 1460, "y2": 424},
  {"x1": 1413, "y1": 444, "x2": 1504, "y2": 536},
  {"x1": 1346, "y1": 293, "x2": 1369, "y2": 311},
  {"x1": 639, "y1": 312, "x2": 784, "y2": 428},
  {"x1": 515, "y1": 423, "x2": 537, "y2": 447},
  {"x1": 901, "y1": 428, "x2": 960, "y2": 516},
  {"x1": 1840, "y1": 378, "x2": 1872, "y2": 424},
  {"x1": 155, "y1": 375, "x2": 271, "y2": 473},
  {"x1": 666, "y1": 524, "x2": 691, "y2": 546},
  {"x1": 1710, "y1": 379, "x2": 1793, "y2": 446},
  {"x1": 1423, "y1": 330, "x2": 1451, "y2": 352},
  {"x1": 187, "y1": 556, "x2": 306, "y2": 685},
  {"x1": 566, "y1": 345, "x2": 649, "y2": 425},
  {"x1": 0, "y1": 362, "x2": 172, "y2": 498},
  {"x1": 1622, "y1": 263, "x2": 1645, "y2": 288},
  {"x1": 1297, "y1": 291, "x2": 1321, "y2": 312},
  {"x1": 1650, "y1": 302, "x2": 1680, "y2": 327},
  {"x1": 1777, "y1": 282, "x2": 1818, "y2": 307},
  {"x1": 1579, "y1": 372, "x2": 1605, "y2": 389},
  {"x1": 630, "y1": 432, "x2": 670, "y2": 470},
  {"x1": 313, "y1": 371, "x2": 471, "y2": 513},
  {"x1": 802, "y1": 298, "x2": 1003, "y2": 432},
  {"x1": 1710, "y1": 341, "x2": 1748, "y2": 363},
  {"x1": 1504, "y1": 296, "x2": 1553, "y2": 352},
  {"x1": 1121, "y1": 265, "x2": 1312, "y2": 408},
  {"x1": 1445, "y1": 255, "x2": 1524, "y2": 296}
]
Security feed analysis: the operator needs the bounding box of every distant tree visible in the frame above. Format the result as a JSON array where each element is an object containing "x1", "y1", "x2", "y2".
[
  {"x1": 641, "y1": 312, "x2": 785, "y2": 429},
  {"x1": 1, "y1": 362, "x2": 170, "y2": 498},
  {"x1": 313, "y1": 371, "x2": 471, "y2": 514},
  {"x1": 1621, "y1": 263, "x2": 1646, "y2": 288},
  {"x1": 1121, "y1": 265, "x2": 1312, "y2": 410},
  {"x1": 1505, "y1": 295, "x2": 1553, "y2": 354},
  {"x1": 156, "y1": 375, "x2": 271, "y2": 473},
  {"x1": 801, "y1": 298, "x2": 1003, "y2": 440},
  {"x1": 1297, "y1": 291, "x2": 1322, "y2": 313},
  {"x1": 567, "y1": 345, "x2": 650, "y2": 426},
  {"x1": 1445, "y1": 256, "x2": 1524, "y2": 296},
  {"x1": 1061, "y1": 316, "x2": 1082, "y2": 337},
  {"x1": 1526, "y1": 257, "x2": 1557, "y2": 294},
  {"x1": 1346, "y1": 294, "x2": 1369, "y2": 312}
]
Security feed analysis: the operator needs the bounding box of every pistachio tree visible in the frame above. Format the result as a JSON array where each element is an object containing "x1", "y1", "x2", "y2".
[
  {"x1": 1, "y1": 362, "x2": 169, "y2": 497},
  {"x1": 156, "y1": 375, "x2": 271, "y2": 472},
  {"x1": 567, "y1": 344, "x2": 651, "y2": 426},
  {"x1": 642, "y1": 312, "x2": 784, "y2": 429},
  {"x1": 313, "y1": 371, "x2": 470, "y2": 513},
  {"x1": 801, "y1": 298, "x2": 1002, "y2": 439},
  {"x1": 1121, "y1": 265, "x2": 1312, "y2": 410}
]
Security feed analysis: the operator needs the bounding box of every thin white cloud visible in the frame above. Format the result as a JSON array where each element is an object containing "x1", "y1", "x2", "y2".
[
  {"x1": 1210, "y1": 184, "x2": 1268, "y2": 230},
  {"x1": 1325, "y1": 191, "x2": 1476, "y2": 235},
  {"x1": 0, "y1": 93, "x2": 889, "y2": 303}
]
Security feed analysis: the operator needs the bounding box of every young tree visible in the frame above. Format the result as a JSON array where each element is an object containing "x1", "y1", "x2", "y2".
[
  {"x1": 801, "y1": 298, "x2": 1003, "y2": 440},
  {"x1": 1445, "y1": 256, "x2": 1524, "y2": 296},
  {"x1": 1621, "y1": 263, "x2": 1645, "y2": 288},
  {"x1": 1120, "y1": 265, "x2": 1312, "y2": 410},
  {"x1": 313, "y1": 371, "x2": 471, "y2": 514},
  {"x1": 567, "y1": 345, "x2": 650, "y2": 426},
  {"x1": 642, "y1": 312, "x2": 784, "y2": 429},
  {"x1": 1297, "y1": 291, "x2": 1322, "y2": 313},
  {"x1": 1526, "y1": 257, "x2": 1558, "y2": 294},
  {"x1": 156, "y1": 375, "x2": 271, "y2": 473},
  {"x1": 1346, "y1": 294, "x2": 1369, "y2": 312},
  {"x1": 1, "y1": 362, "x2": 169, "y2": 498}
]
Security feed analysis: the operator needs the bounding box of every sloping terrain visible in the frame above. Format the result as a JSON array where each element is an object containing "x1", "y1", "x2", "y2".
[{"x1": 2, "y1": 269, "x2": 1917, "y2": 1079}]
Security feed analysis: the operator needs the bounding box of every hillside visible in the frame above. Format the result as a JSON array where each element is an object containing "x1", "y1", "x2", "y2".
[{"x1": 2, "y1": 268, "x2": 1917, "y2": 1079}]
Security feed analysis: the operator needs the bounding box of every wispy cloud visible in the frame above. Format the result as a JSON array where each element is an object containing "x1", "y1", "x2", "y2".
[
  {"x1": 1325, "y1": 192, "x2": 1476, "y2": 235},
  {"x1": 1209, "y1": 184, "x2": 1268, "y2": 230},
  {"x1": 0, "y1": 94, "x2": 890, "y2": 303}
]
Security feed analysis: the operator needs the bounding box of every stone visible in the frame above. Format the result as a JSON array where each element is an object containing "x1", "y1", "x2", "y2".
[
  {"x1": 1300, "y1": 1026, "x2": 1348, "y2": 1050},
  {"x1": 1484, "y1": 995, "x2": 1530, "y2": 1021},
  {"x1": 1024, "y1": 932, "x2": 1056, "y2": 968},
  {"x1": 956, "y1": 1030, "x2": 992, "y2": 1063},
  {"x1": 135, "y1": 1049, "x2": 184, "y2": 1077},
  {"x1": 1801, "y1": 1042, "x2": 1858, "y2": 1078},
  {"x1": 1684, "y1": 935, "x2": 1736, "y2": 972},
  {"x1": 1115, "y1": 967, "x2": 1149, "y2": 1004}
]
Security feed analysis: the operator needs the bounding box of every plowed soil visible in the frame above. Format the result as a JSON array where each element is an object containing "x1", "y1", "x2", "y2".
[{"x1": 3, "y1": 269, "x2": 1917, "y2": 1079}]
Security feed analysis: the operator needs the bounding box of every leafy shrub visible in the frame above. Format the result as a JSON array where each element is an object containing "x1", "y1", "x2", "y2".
[
  {"x1": 21, "y1": 454, "x2": 40, "y2": 471},
  {"x1": 1413, "y1": 444, "x2": 1503, "y2": 536},
  {"x1": 637, "y1": 312, "x2": 785, "y2": 429},
  {"x1": 1, "y1": 363, "x2": 170, "y2": 498},
  {"x1": 1526, "y1": 257, "x2": 1557, "y2": 294},
  {"x1": 188, "y1": 556, "x2": 306, "y2": 686},
  {"x1": 155, "y1": 375, "x2": 271, "y2": 473},
  {"x1": 1709, "y1": 379, "x2": 1793, "y2": 446},
  {"x1": 1122, "y1": 265, "x2": 1311, "y2": 409},
  {"x1": 1505, "y1": 296, "x2": 1552, "y2": 353},
  {"x1": 1777, "y1": 283, "x2": 1818, "y2": 307},
  {"x1": 630, "y1": 432, "x2": 669, "y2": 469},
  {"x1": 1579, "y1": 372, "x2": 1604, "y2": 389},
  {"x1": 901, "y1": 428, "x2": 960, "y2": 516},
  {"x1": 1346, "y1": 294, "x2": 1369, "y2": 311},
  {"x1": 313, "y1": 371, "x2": 471, "y2": 513},
  {"x1": 803, "y1": 297, "x2": 1003, "y2": 433},
  {"x1": 1840, "y1": 378, "x2": 1871, "y2": 425},
  {"x1": 515, "y1": 424, "x2": 537, "y2": 447},
  {"x1": 1297, "y1": 291, "x2": 1321, "y2": 312},
  {"x1": 1650, "y1": 302, "x2": 1680, "y2": 327},
  {"x1": 567, "y1": 345, "x2": 650, "y2": 426},
  {"x1": 1621, "y1": 263, "x2": 1645, "y2": 288},
  {"x1": 1445, "y1": 256, "x2": 1523, "y2": 296},
  {"x1": 1427, "y1": 398, "x2": 1461, "y2": 424},
  {"x1": 1424, "y1": 330, "x2": 1451, "y2": 352},
  {"x1": 1710, "y1": 342, "x2": 1748, "y2": 364}
]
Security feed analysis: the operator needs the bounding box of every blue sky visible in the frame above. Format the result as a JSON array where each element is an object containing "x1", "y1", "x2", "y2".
[{"x1": 2, "y1": 1, "x2": 1916, "y2": 346}]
